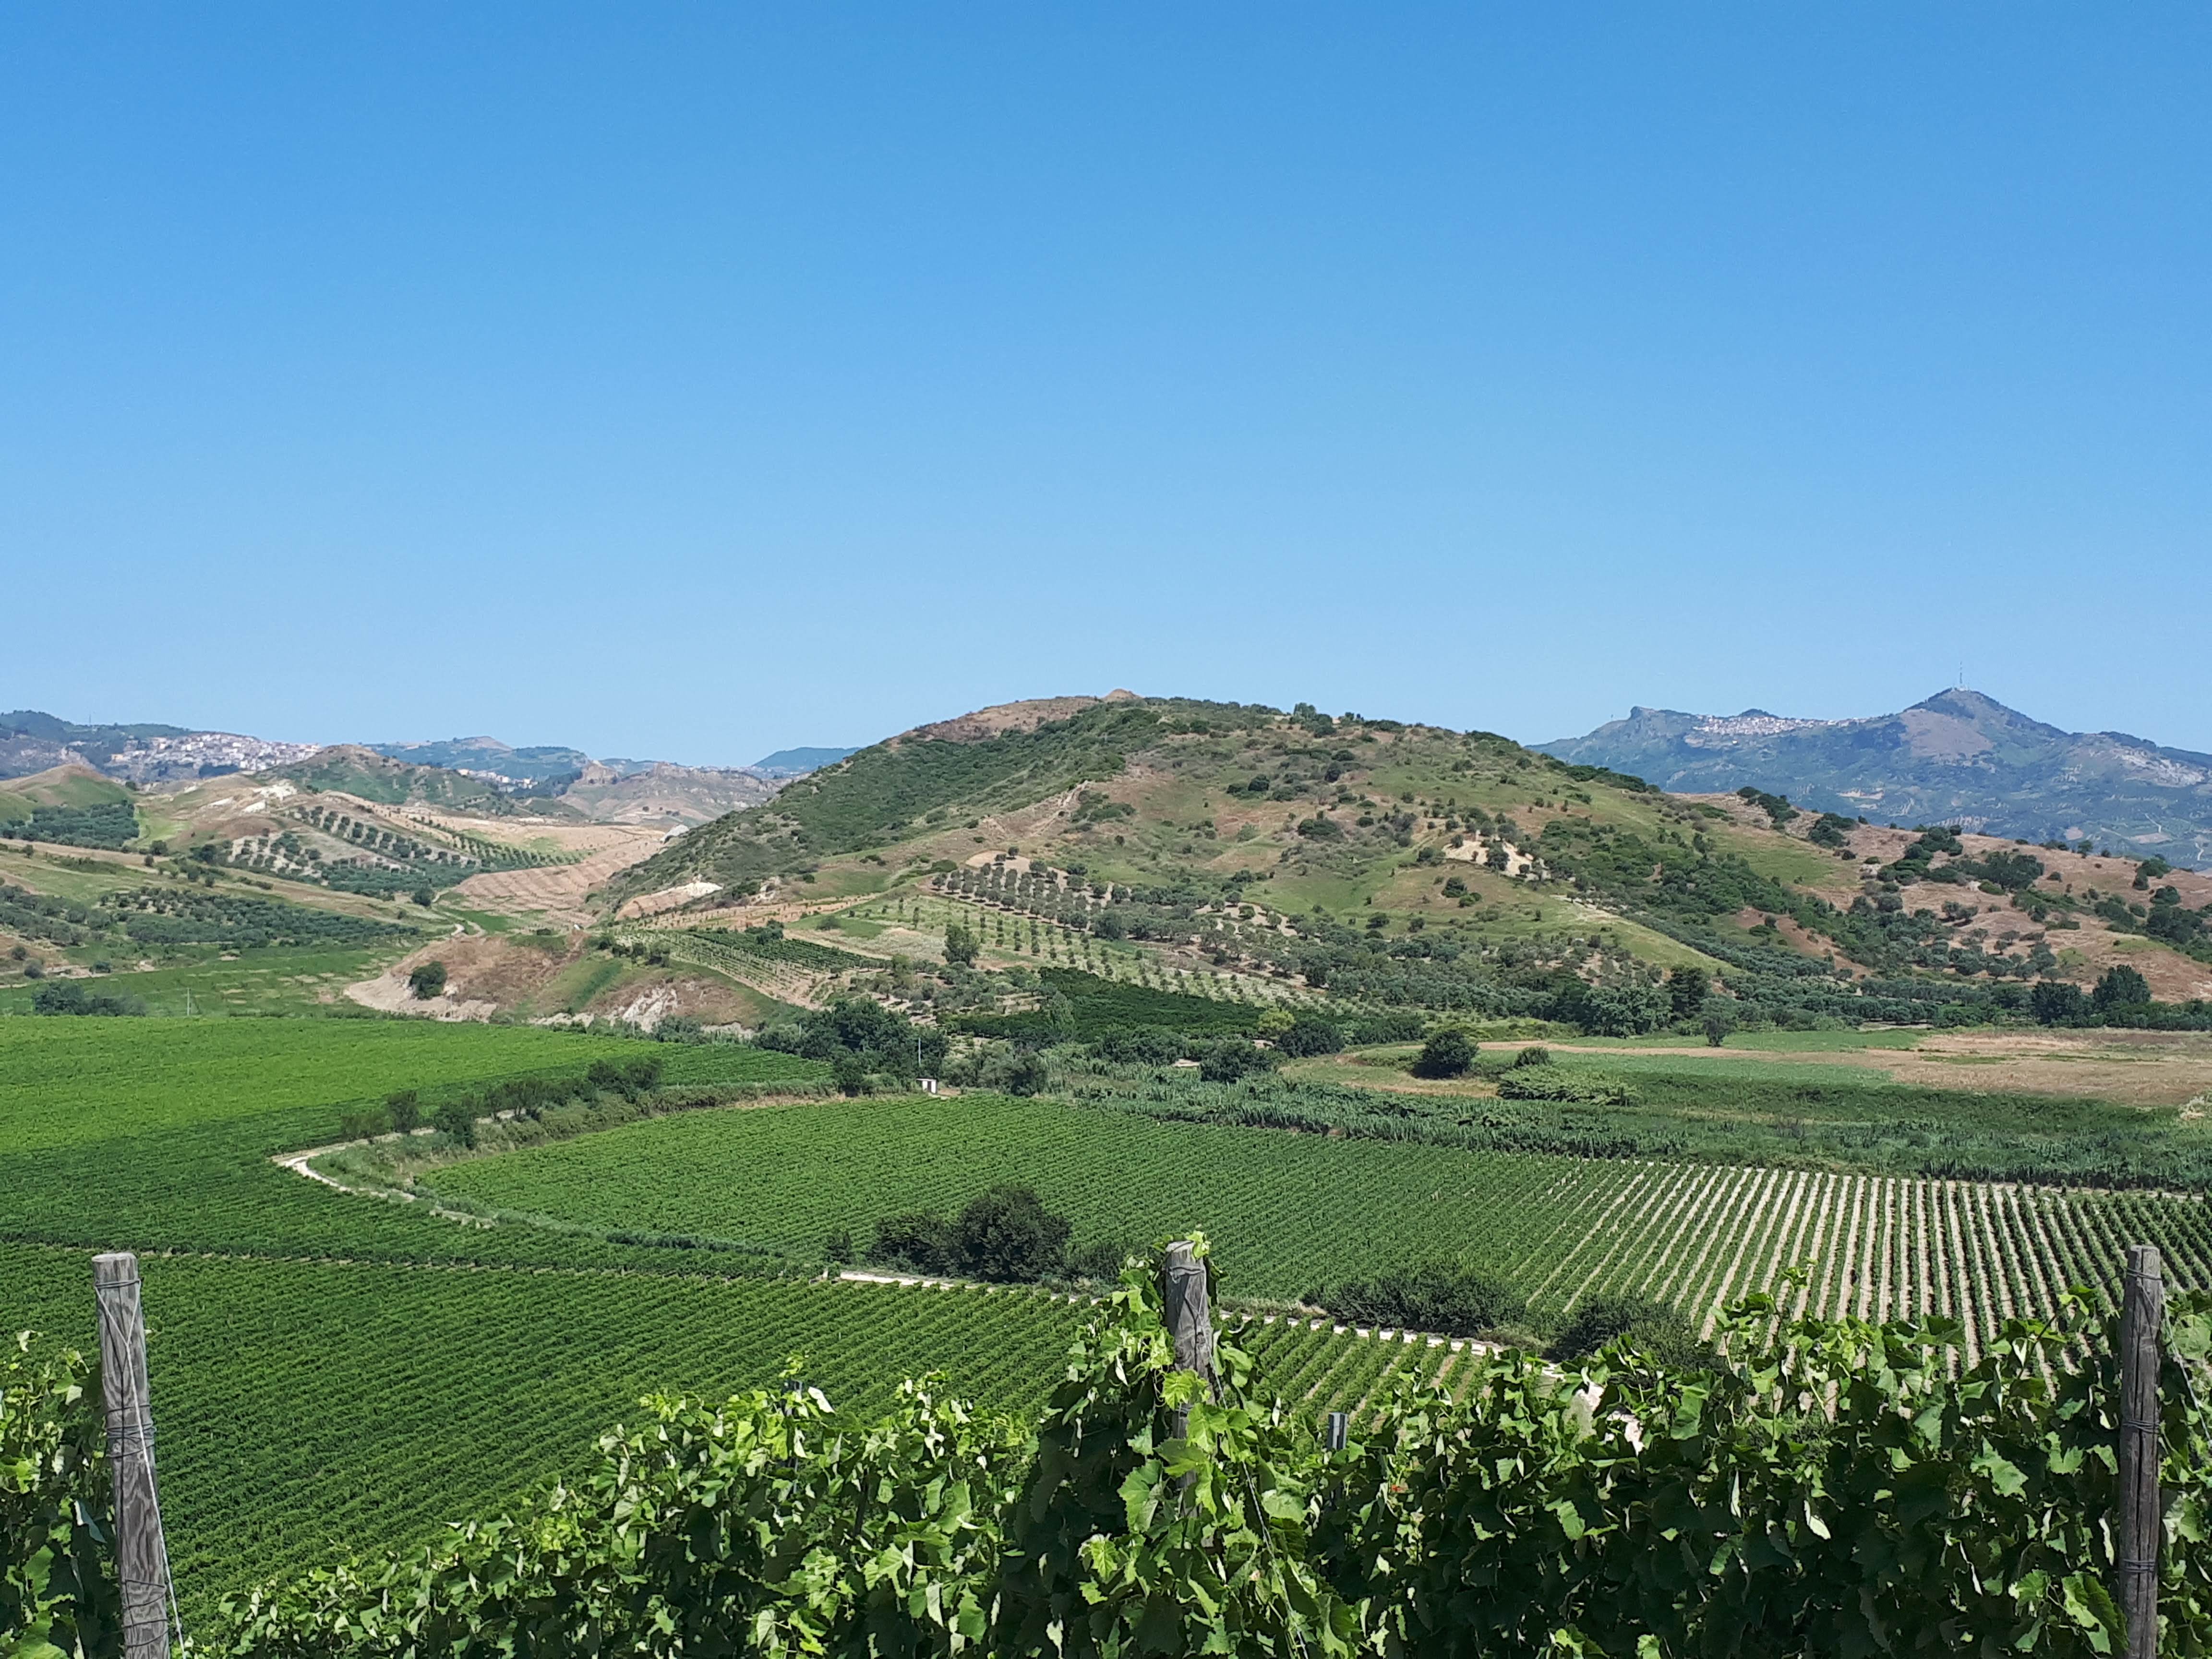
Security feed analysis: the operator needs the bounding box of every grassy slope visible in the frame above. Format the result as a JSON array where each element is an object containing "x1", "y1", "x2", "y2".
[
  {"x1": 0, "y1": 946, "x2": 390, "y2": 1016},
  {"x1": 0, "y1": 765, "x2": 131, "y2": 821}
]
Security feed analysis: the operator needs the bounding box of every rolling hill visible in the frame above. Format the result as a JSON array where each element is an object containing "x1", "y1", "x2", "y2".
[
  {"x1": 1540, "y1": 687, "x2": 2212, "y2": 868},
  {"x1": 607, "y1": 692, "x2": 2212, "y2": 1026}
]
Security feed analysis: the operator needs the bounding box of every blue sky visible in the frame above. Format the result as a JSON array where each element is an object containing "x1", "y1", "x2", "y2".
[{"x1": 5, "y1": 5, "x2": 2209, "y2": 764}]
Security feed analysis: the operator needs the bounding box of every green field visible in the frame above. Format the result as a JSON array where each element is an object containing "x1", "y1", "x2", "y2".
[
  {"x1": 0, "y1": 944, "x2": 396, "y2": 1016},
  {"x1": 428, "y1": 1089, "x2": 2212, "y2": 1348},
  {"x1": 0, "y1": 1242, "x2": 1090, "y2": 1612},
  {"x1": 1271, "y1": 1044, "x2": 2212, "y2": 1186},
  {"x1": 8, "y1": 1010, "x2": 2210, "y2": 1625},
  {"x1": 0, "y1": 1016, "x2": 1466, "y2": 1617}
]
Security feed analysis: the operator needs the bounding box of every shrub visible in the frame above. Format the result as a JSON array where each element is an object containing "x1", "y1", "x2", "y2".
[
  {"x1": 31, "y1": 980, "x2": 145, "y2": 1017},
  {"x1": 1411, "y1": 1028, "x2": 1474, "y2": 1078},
  {"x1": 2094, "y1": 965, "x2": 2152, "y2": 1011},
  {"x1": 337, "y1": 1109, "x2": 388, "y2": 1142},
  {"x1": 385, "y1": 1090, "x2": 422, "y2": 1134},
  {"x1": 1094, "y1": 1026, "x2": 1186, "y2": 1066},
  {"x1": 1512, "y1": 1045, "x2": 1551, "y2": 1068},
  {"x1": 2031, "y1": 981, "x2": 2088, "y2": 1025},
  {"x1": 953, "y1": 1185, "x2": 1072, "y2": 1283},
  {"x1": 765, "y1": 997, "x2": 949, "y2": 1080},
  {"x1": 1496, "y1": 1065, "x2": 1635, "y2": 1106},
  {"x1": 1350, "y1": 1010, "x2": 1426, "y2": 1045},
  {"x1": 865, "y1": 1186, "x2": 1078, "y2": 1284},
  {"x1": 431, "y1": 1099, "x2": 477, "y2": 1148},
  {"x1": 866, "y1": 1211, "x2": 959, "y2": 1275},
  {"x1": 1317, "y1": 1260, "x2": 1526, "y2": 1337},
  {"x1": 1548, "y1": 1295, "x2": 1710, "y2": 1369},
  {"x1": 587, "y1": 1055, "x2": 663, "y2": 1096},
  {"x1": 1807, "y1": 813, "x2": 1855, "y2": 849},
  {"x1": 981, "y1": 1049, "x2": 1050, "y2": 1096},
  {"x1": 1666, "y1": 964, "x2": 1710, "y2": 1016},
  {"x1": 408, "y1": 961, "x2": 448, "y2": 1000},
  {"x1": 1198, "y1": 1038, "x2": 1274, "y2": 1083},
  {"x1": 1274, "y1": 1014, "x2": 1343, "y2": 1058}
]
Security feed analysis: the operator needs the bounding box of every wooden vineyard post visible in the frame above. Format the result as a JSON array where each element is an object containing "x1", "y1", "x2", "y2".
[
  {"x1": 94, "y1": 1252, "x2": 175, "y2": 1659},
  {"x1": 2118, "y1": 1243, "x2": 2164, "y2": 1659},
  {"x1": 1161, "y1": 1241, "x2": 1216, "y2": 1445}
]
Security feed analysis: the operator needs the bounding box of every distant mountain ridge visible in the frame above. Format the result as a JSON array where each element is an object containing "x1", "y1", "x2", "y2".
[
  {"x1": 0, "y1": 709, "x2": 851, "y2": 827},
  {"x1": 752, "y1": 746, "x2": 860, "y2": 777},
  {"x1": 1539, "y1": 688, "x2": 2212, "y2": 867}
]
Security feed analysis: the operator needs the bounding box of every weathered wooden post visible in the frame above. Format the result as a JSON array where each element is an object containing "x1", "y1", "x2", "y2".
[
  {"x1": 1161, "y1": 1241, "x2": 1215, "y2": 1445},
  {"x1": 2118, "y1": 1243, "x2": 2164, "y2": 1659},
  {"x1": 94, "y1": 1252, "x2": 173, "y2": 1659}
]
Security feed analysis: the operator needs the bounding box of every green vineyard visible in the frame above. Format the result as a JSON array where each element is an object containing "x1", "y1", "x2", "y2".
[
  {"x1": 430, "y1": 1091, "x2": 2212, "y2": 1350},
  {"x1": 0, "y1": 1020, "x2": 1469, "y2": 1617},
  {"x1": 0, "y1": 1243, "x2": 1085, "y2": 1614}
]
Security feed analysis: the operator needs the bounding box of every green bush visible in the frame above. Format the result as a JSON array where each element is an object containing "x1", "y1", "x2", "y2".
[
  {"x1": 430, "y1": 1098, "x2": 477, "y2": 1149},
  {"x1": 1549, "y1": 1295, "x2": 1710, "y2": 1369},
  {"x1": 1495, "y1": 1064, "x2": 1634, "y2": 1106},
  {"x1": 981, "y1": 1049, "x2": 1050, "y2": 1096},
  {"x1": 864, "y1": 1185, "x2": 1076, "y2": 1283},
  {"x1": 407, "y1": 961, "x2": 447, "y2": 1000},
  {"x1": 1198, "y1": 1038, "x2": 1274, "y2": 1083},
  {"x1": 1273, "y1": 1013, "x2": 1343, "y2": 1058},
  {"x1": 1411, "y1": 1028, "x2": 1474, "y2": 1078},
  {"x1": 0, "y1": 1334, "x2": 118, "y2": 1656},
  {"x1": 1316, "y1": 1259, "x2": 1527, "y2": 1337},
  {"x1": 31, "y1": 980, "x2": 146, "y2": 1017}
]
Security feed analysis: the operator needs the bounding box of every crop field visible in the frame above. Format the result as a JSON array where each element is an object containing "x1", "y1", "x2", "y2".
[
  {"x1": 8, "y1": 1010, "x2": 2210, "y2": 1620},
  {"x1": 429, "y1": 1091, "x2": 2212, "y2": 1352},
  {"x1": 0, "y1": 1243, "x2": 1087, "y2": 1615},
  {"x1": 0, "y1": 1017, "x2": 1467, "y2": 1614},
  {"x1": 0, "y1": 945, "x2": 397, "y2": 1017},
  {"x1": 0, "y1": 1018, "x2": 827, "y2": 1275}
]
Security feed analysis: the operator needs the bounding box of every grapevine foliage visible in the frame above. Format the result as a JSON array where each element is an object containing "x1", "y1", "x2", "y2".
[
  {"x1": 201, "y1": 1262, "x2": 2211, "y2": 1659},
  {"x1": 0, "y1": 1332, "x2": 119, "y2": 1659}
]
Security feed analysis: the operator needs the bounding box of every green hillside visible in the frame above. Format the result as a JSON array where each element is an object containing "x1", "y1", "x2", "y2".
[
  {"x1": 267, "y1": 745, "x2": 578, "y2": 817},
  {"x1": 610, "y1": 695, "x2": 2168, "y2": 1029},
  {"x1": 0, "y1": 766, "x2": 139, "y2": 848}
]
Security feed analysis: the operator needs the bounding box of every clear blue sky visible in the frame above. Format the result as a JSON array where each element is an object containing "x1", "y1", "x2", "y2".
[{"x1": 6, "y1": 6, "x2": 2209, "y2": 764}]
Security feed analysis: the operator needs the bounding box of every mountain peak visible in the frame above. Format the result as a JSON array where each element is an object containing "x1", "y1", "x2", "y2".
[
  {"x1": 1537, "y1": 687, "x2": 2209, "y2": 867},
  {"x1": 1911, "y1": 687, "x2": 2011, "y2": 719}
]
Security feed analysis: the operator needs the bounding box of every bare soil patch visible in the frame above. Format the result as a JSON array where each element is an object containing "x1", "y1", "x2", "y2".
[{"x1": 455, "y1": 825, "x2": 664, "y2": 925}]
